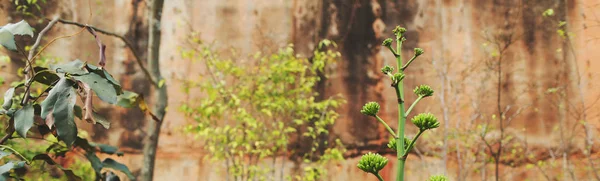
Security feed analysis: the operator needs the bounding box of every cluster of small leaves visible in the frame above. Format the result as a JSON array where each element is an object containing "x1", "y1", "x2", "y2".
[
  {"x1": 0, "y1": 20, "x2": 139, "y2": 180},
  {"x1": 11, "y1": 0, "x2": 47, "y2": 18},
  {"x1": 181, "y1": 39, "x2": 345, "y2": 180}
]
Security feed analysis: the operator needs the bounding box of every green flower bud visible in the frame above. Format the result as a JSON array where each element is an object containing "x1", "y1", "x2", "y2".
[
  {"x1": 428, "y1": 174, "x2": 449, "y2": 181},
  {"x1": 414, "y1": 85, "x2": 434, "y2": 97},
  {"x1": 357, "y1": 152, "x2": 388, "y2": 174},
  {"x1": 382, "y1": 38, "x2": 393, "y2": 47},
  {"x1": 387, "y1": 137, "x2": 410, "y2": 151},
  {"x1": 393, "y1": 26, "x2": 407, "y2": 35},
  {"x1": 360, "y1": 102, "x2": 380, "y2": 116},
  {"x1": 414, "y1": 48, "x2": 424, "y2": 56},
  {"x1": 392, "y1": 73, "x2": 405, "y2": 85},
  {"x1": 411, "y1": 113, "x2": 440, "y2": 131},
  {"x1": 381, "y1": 65, "x2": 394, "y2": 74}
]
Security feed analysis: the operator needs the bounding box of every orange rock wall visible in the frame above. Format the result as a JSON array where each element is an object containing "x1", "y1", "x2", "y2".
[{"x1": 0, "y1": 0, "x2": 599, "y2": 180}]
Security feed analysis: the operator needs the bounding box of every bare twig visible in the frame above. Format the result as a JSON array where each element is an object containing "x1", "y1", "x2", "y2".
[
  {"x1": 20, "y1": 17, "x2": 60, "y2": 106},
  {"x1": 52, "y1": 18, "x2": 158, "y2": 86},
  {"x1": 29, "y1": 17, "x2": 60, "y2": 60},
  {"x1": 0, "y1": 132, "x2": 12, "y2": 145}
]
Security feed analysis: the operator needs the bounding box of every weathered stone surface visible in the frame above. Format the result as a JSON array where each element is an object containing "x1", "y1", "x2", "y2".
[{"x1": 0, "y1": 0, "x2": 599, "y2": 180}]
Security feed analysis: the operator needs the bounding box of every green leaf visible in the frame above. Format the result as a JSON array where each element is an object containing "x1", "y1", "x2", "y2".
[
  {"x1": 13, "y1": 161, "x2": 25, "y2": 169},
  {"x1": 32, "y1": 154, "x2": 82, "y2": 181},
  {"x1": 2, "y1": 88, "x2": 14, "y2": 110},
  {"x1": 32, "y1": 154, "x2": 55, "y2": 165},
  {"x1": 116, "y1": 91, "x2": 139, "y2": 108},
  {"x1": 32, "y1": 67, "x2": 59, "y2": 85},
  {"x1": 85, "y1": 64, "x2": 122, "y2": 94},
  {"x1": 73, "y1": 73, "x2": 118, "y2": 104},
  {"x1": 0, "y1": 151, "x2": 10, "y2": 160},
  {"x1": 0, "y1": 20, "x2": 34, "y2": 51},
  {"x1": 41, "y1": 78, "x2": 74, "y2": 119},
  {"x1": 2, "y1": 20, "x2": 34, "y2": 37},
  {"x1": 51, "y1": 60, "x2": 86, "y2": 75},
  {"x1": 543, "y1": 9, "x2": 554, "y2": 17},
  {"x1": 158, "y1": 79, "x2": 165, "y2": 88},
  {"x1": 0, "y1": 162, "x2": 14, "y2": 175},
  {"x1": 53, "y1": 87, "x2": 77, "y2": 147},
  {"x1": 102, "y1": 158, "x2": 134, "y2": 180},
  {"x1": 92, "y1": 111, "x2": 110, "y2": 129},
  {"x1": 0, "y1": 161, "x2": 24, "y2": 181},
  {"x1": 14, "y1": 104, "x2": 34, "y2": 138},
  {"x1": 85, "y1": 152, "x2": 103, "y2": 177},
  {"x1": 73, "y1": 105, "x2": 83, "y2": 120},
  {"x1": 93, "y1": 144, "x2": 118, "y2": 155}
]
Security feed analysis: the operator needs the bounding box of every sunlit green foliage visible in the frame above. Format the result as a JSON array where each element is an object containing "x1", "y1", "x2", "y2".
[{"x1": 180, "y1": 38, "x2": 345, "y2": 181}]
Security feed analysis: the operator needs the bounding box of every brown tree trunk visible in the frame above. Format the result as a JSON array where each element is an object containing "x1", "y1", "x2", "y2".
[{"x1": 140, "y1": 0, "x2": 167, "y2": 180}]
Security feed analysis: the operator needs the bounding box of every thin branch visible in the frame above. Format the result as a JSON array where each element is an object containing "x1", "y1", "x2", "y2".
[
  {"x1": 52, "y1": 18, "x2": 158, "y2": 86},
  {"x1": 375, "y1": 115, "x2": 398, "y2": 138},
  {"x1": 385, "y1": 46, "x2": 398, "y2": 57},
  {"x1": 29, "y1": 17, "x2": 59, "y2": 60},
  {"x1": 0, "y1": 131, "x2": 12, "y2": 145},
  {"x1": 0, "y1": 145, "x2": 31, "y2": 164},
  {"x1": 400, "y1": 55, "x2": 418, "y2": 71},
  {"x1": 405, "y1": 96, "x2": 424, "y2": 116},
  {"x1": 403, "y1": 130, "x2": 425, "y2": 157},
  {"x1": 20, "y1": 17, "x2": 59, "y2": 106}
]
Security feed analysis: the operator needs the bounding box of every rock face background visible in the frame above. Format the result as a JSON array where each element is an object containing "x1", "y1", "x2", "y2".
[{"x1": 0, "y1": 0, "x2": 600, "y2": 180}]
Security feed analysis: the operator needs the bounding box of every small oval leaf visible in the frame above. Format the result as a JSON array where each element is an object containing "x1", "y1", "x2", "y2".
[
  {"x1": 2, "y1": 88, "x2": 14, "y2": 110},
  {"x1": 14, "y1": 104, "x2": 34, "y2": 138}
]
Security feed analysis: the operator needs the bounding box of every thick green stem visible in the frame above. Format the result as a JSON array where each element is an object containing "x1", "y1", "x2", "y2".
[
  {"x1": 405, "y1": 96, "x2": 424, "y2": 116},
  {"x1": 376, "y1": 173, "x2": 385, "y2": 181},
  {"x1": 395, "y1": 35, "x2": 406, "y2": 181},
  {"x1": 404, "y1": 130, "x2": 425, "y2": 157},
  {"x1": 397, "y1": 158, "x2": 406, "y2": 181},
  {"x1": 375, "y1": 115, "x2": 398, "y2": 138}
]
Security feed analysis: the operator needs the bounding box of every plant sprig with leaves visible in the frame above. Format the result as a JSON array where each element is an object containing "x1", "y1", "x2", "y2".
[
  {"x1": 0, "y1": 19, "x2": 149, "y2": 180},
  {"x1": 357, "y1": 26, "x2": 448, "y2": 181}
]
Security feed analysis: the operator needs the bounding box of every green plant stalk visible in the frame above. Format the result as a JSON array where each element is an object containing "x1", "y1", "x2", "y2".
[
  {"x1": 395, "y1": 36, "x2": 407, "y2": 181},
  {"x1": 386, "y1": 46, "x2": 398, "y2": 57},
  {"x1": 405, "y1": 96, "x2": 424, "y2": 116},
  {"x1": 375, "y1": 115, "x2": 398, "y2": 138},
  {"x1": 376, "y1": 173, "x2": 385, "y2": 181},
  {"x1": 403, "y1": 130, "x2": 424, "y2": 157},
  {"x1": 0, "y1": 145, "x2": 30, "y2": 164},
  {"x1": 400, "y1": 55, "x2": 418, "y2": 71}
]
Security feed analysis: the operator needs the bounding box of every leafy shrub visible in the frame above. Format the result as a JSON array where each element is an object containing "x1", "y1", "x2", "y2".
[{"x1": 180, "y1": 39, "x2": 345, "y2": 180}]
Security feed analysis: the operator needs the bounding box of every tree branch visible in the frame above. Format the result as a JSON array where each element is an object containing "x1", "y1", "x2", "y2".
[
  {"x1": 52, "y1": 18, "x2": 158, "y2": 86},
  {"x1": 141, "y1": 0, "x2": 167, "y2": 180},
  {"x1": 21, "y1": 17, "x2": 60, "y2": 106},
  {"x1": 0, "y1": 132, "x2": 12, "y2": 145}
]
